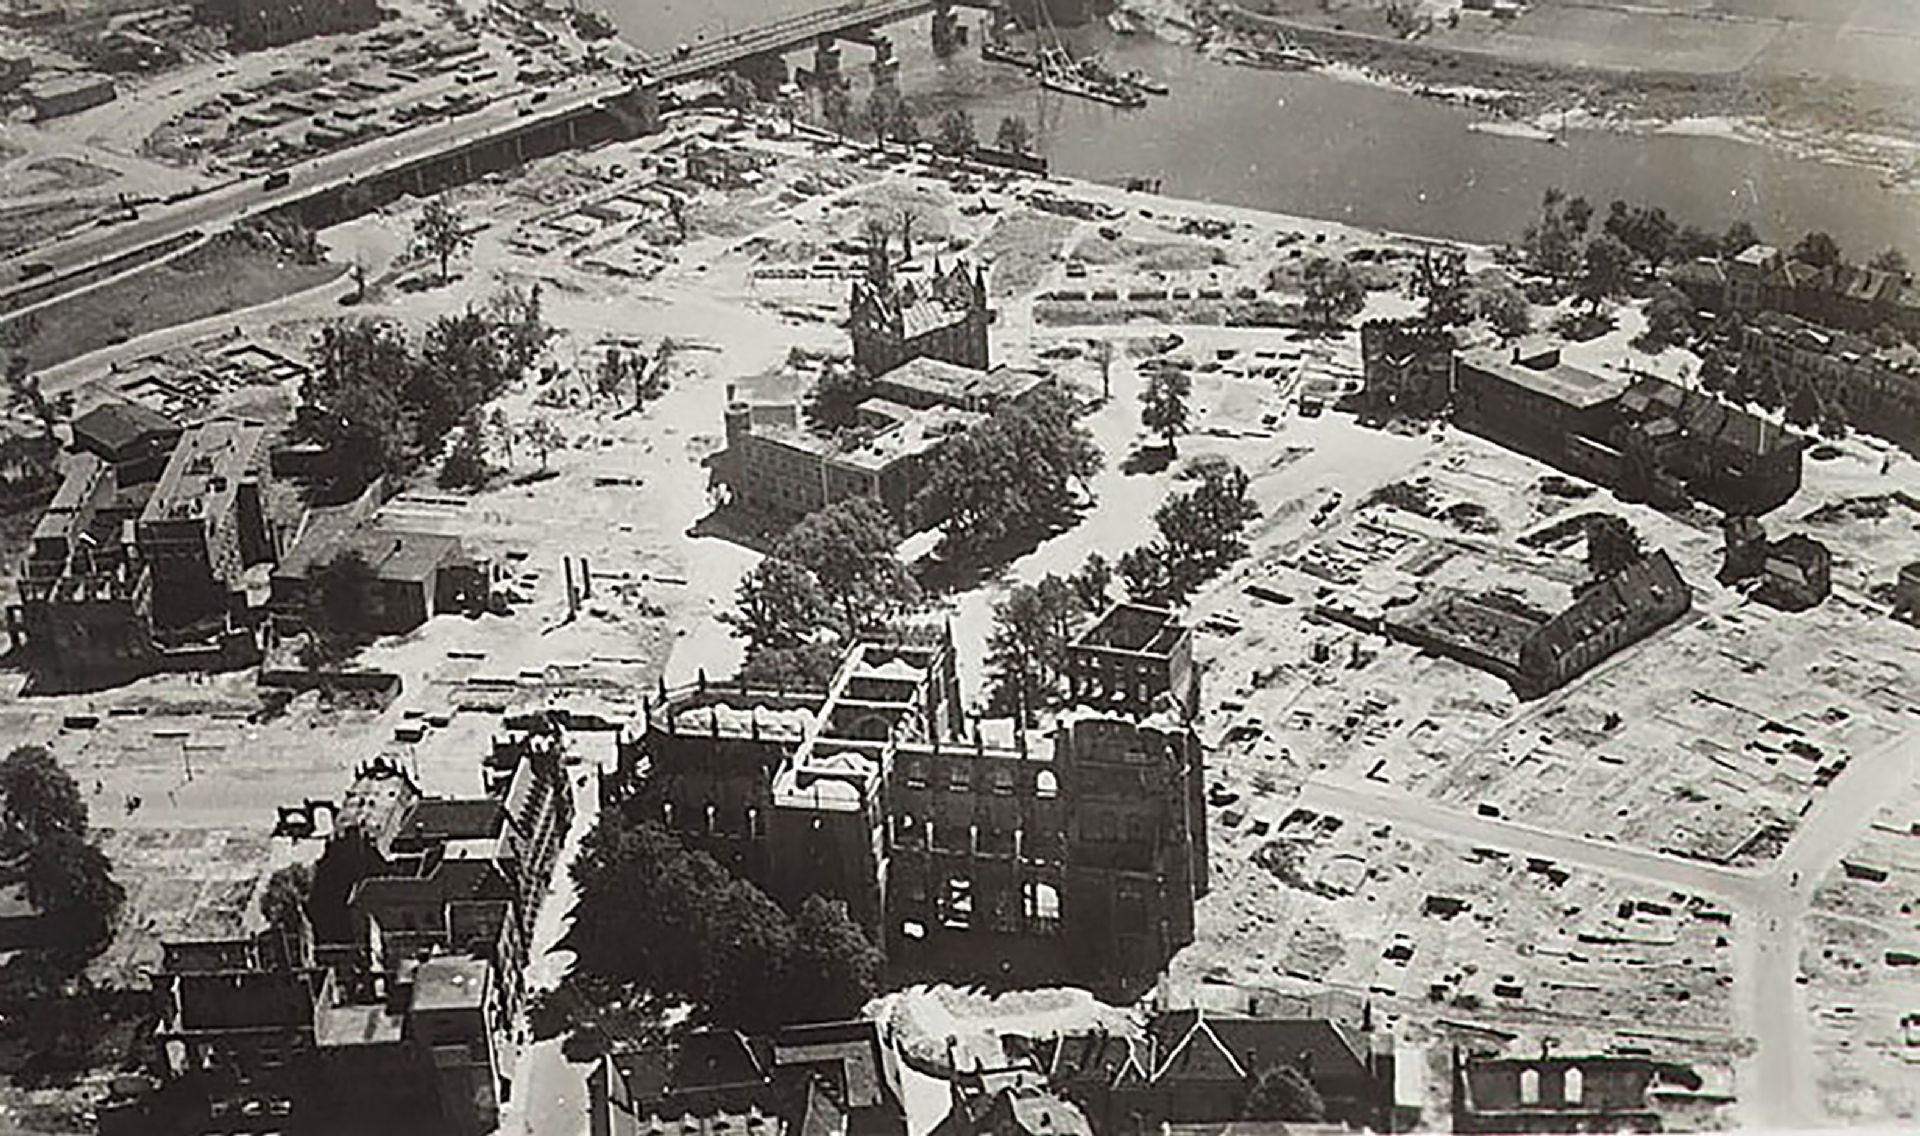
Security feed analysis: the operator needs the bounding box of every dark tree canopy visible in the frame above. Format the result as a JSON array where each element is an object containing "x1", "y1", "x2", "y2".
[
  {"x1": 1301, "y1": 257, "x2": 1364, "y2": 328},
  {"x1": 1141, "y1": 369, "x2": 1192, "y2": 451},
  {"x1": 1793, "y1": 231, "x2": 1842, "y2": 269},
  {"x1": 994, "y1": 115, "x2": 1033, "y2": 155},
  {"x1": 936, "y1": 109, "x2": 976, "y2": 156},
  {"x1": 0, "y1": 745, "x2": 87, "y2": 848},
  {"x1": 25, "y1": 831, "x2": 124, "y2": 953},
  {"x1": 1721, "y1": 220, "x2": 1760, "y2": 258},
  {"x1": 1242, "y1": 1063, "x2": 1327, "y2": 1122},
  {"x1": 774, "y1": 497, "x2": 917, "y2": 634},
  {"x1": 262, "y1": 863, "x2": 313, "y2": 933},
  {"x1": 787, "y1": 896, "x2": 885, "y2": 1022},
  {"x1": 1578, "y1": 234, "x2": 1633, "y2": 309},
  {"x1": 986, "y1": 576, "x2": 1083, "y2": 725},
  {"x1": 1586, "y1": 515, "x2": 1644, "y2": 581},
  {"x1": 917, "y1": 385, "x2": 1100, "y2": 564},
  {"x1": 727, "y1": 557, "x2": 831, "y2": 654},
  {"x1": 805, "y1": 364, "x2": 874, "y2": 433},
  {"x1": 413, "y1": 195, "x2": 473, "y2": 283}
]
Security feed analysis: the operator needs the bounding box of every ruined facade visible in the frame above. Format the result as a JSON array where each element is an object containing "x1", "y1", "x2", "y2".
[
  {"x1": 849, "y1": 253, "x2": 991, "y2": 379},
  {"x1": 1359, "y1": 320, "x2": 1456, "y2": 418},
  {"x1": 611, "y1": 604, "x2": 1208, "y2": 996}
]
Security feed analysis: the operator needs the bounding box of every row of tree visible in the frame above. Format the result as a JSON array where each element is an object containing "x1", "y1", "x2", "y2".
[
  {"x1": 983, "y1": 557, "x2": 1116, "y2": 725},
  {"x1": 727, "y1": 496, "x2": 920, "y2": 688},
  {"x1": 1119, "y1": 456, "x2": 1261, "y2": 607},
  {"x1": 815, "y1": 81, "x2": 1034, "y2": 155},
  {"x1": 295, "y1": 285, "x2": 552, "y2": 488},
  {"x1": 567, "y1": 817, "x2": 883, "y2": 1032}
]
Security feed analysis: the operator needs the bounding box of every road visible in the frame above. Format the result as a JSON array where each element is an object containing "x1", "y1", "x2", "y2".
[
  {"x1": 500, "y1": 756, "x2": 601, "y2": 1136},
  {"x1": 0, "y1": 75, "x2": 629, "y2": 308},
  {"x1": 1294, "y1": 725, "x2": 1918, "y2": 1128}
]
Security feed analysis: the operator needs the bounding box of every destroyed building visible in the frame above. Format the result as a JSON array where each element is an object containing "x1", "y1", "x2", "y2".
[
  {"x1": 1390, "y1": 550, "x2": 1692, "y2": 698},
  {"x1": 610, "y1": 603, "x2": 1208, "y2": 996},
  {"x1": 149, "y1": 923, "x2": 509, "y2": 1136},
  {"x1": 849, "y1": 250, "x2": 991, "y2": 379},
  {"x1": 1720, "y1": 519, "x2": 1832, "y2": 611},
  {"x1": 197, "y1": 0, "x2": 379, "y2": 50},
  {"x1": 7, "y1": 417, "x2": 274, "y2": 683},
  {"x1": 588, "y1": 1020, "x2": 906, "y2": 1136},
  {"x1": 1451, "y1": 1049, "x2": 1707, "y2": 1133}
]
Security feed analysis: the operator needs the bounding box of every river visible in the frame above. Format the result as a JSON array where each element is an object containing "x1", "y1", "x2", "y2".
[{"x1": 607, "y1": 2, "x2": 1920, "y2": 259}]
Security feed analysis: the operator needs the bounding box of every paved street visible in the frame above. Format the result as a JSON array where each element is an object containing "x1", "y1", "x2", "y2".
[{"x1": 499, "y1": 755, "x2": 601, "y2": 1136}]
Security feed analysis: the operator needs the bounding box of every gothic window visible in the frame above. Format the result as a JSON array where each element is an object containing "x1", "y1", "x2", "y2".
[
  {"x1": 1519, "y1": 1068, "x2": 1541, "y2": 1106},
  {"x1": 1035, "y1": 770, "x2": 1059, "y2": 799},
  {"x1": 1563, "y1": 1067, "x2": 1583, "y2": 1105}
]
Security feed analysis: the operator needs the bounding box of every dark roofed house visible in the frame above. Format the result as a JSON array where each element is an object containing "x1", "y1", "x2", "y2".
[
  {"x1": 70, "y1": 401, "x2": 182, "y2": 483},
  {"x1": 1518, "y1": 551, "x2": 1689, "y2": 696},
  {"x1": 591, "y1": 1021, "x2": 904, "y2": 1136},
  {"x1": 1613, "y1": 377, "x2": 1805, "y2": 515},
  {"x1": 273, "y1": 511, "x2": 489, "y2": 635},
  {"x1": 1020, "y1": 1008, "x2": 1390, "y2": 1133}
]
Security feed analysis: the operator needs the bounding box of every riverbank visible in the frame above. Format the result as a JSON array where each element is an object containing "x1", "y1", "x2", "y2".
[{"x1": 1119, "y1": 0, "x2": 1920, "y2": 189}]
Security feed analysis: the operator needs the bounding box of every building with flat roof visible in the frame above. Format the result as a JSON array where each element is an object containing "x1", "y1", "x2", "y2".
[
  {"x1": 70, "y1": 400, "x2": 182, "y2": 483},
  {"x1": 612, "y1": 603, "x2": 1207, "y2": 995},
  {"x1": 22, "y1": 72, "x2": 114, "y2": 119},
  {"x1": 137, "y1": 417, "x2": 273, "y2": 625}
]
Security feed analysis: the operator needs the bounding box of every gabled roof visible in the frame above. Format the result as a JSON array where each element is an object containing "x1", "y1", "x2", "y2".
[
  {"x1": 1152, "y1": 1010, "x2": 1249, "y2": 1083},
  {"x1": 1148, "y1": 1010, "x2": 1369, "y2": 1087}
]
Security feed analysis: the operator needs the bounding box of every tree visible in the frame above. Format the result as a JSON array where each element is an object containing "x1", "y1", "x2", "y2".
[
  {"x1": 523, "y1": 416, "x2": 563, "y2": 470},
  {"x1": 1673, "y1": 224, "x2": 1719, "y2": 263},
  {"x1": 24, "y1": 832, "x2": 123, "y2": 952},
  {"x1": 303, "y1": 550, "x2": 375, "y2": 665},
  {"x1": 986, "y1": 576, "x2": 1082, "y2": 724},
  {"x1": 888, "y1": 102, "x2": 921, "y2": 147},
  {"x1": 1155, "y1": 459, "x2": 1259, "y2": 599},
  {"x1": 936, "y1": 109, "x2": 976, "y2": 156},
  {"x1": 1243, "y1": 1064, "x2": 1326, "y2": 1122},
  {"x1": 994, "y1": 114, "x2": 1032, "y2": 155},
  {"x1": 413, "y1": 195, "x2": 473, "y2": 283},
  {"x1": 299, "y1": 318, "x2": 417, "y2": 483},
  {"x1": 1786, "y1": 379, "x2": 1821, "y2": 427},
  {"x1": 1140, "y1": 369, "x2": 1191, "y2": 451},
  {"x1": 736, "y1": 642, "x2": 843, "y2": 690},
  {"x1": 414, "y1": 309, "x2": 512, "y2": 444},
  {"x1": 720, "y1": 70, "x2": 755, "y2": 115},
  {"x1": 806, "y1": 364, "x2": 875, "y2": 435},
  {"x1": 698, "y1": 879, "x2": 795, "y2": 1031},
  {"x1": 1697, "y1": 351, "x2": 1731, "y2": 393},
  {"x1": 1870, "y1": 247, "x2": 1910, "y2": 276},
  {"x1": 785, "y1": 896, "x2": 884, "y2": 1023},
  {"x1": 1603, "y1": 200, "x2": 1676, "y2": 269},
  {"x1": 1069, "y1": 552, "x2": 1113, "y2": 613},
  {"x1": 1721, "y1": 220, "x2": 1759, "y2": 258},
  {"x1": 261, "y1": 863, "x2": 313, "y2": 933},
  {"x1": 1301, "y1": 257, "x2": 1364, "y2": 329},
  {"x1": 864, "y1": 86, "x2": 898, "y2": 142},
  {"x1": 0, "y1": 745, "x2": 86, "y2": 848},
  {"x1": 726, "y1": 558, "x2": 831, "y2": 653},
  {"x1": 596, "y1": 348, "x2": 636, "y2": 403},
  {"x1": 488, "y1": 283, "x2": 552, "y2": 377},
  {"x1": 1564, "y1": 195, "x2": 1593, "y2": 240},
  {"x1": 439, "y1": 410, "x2": 491, "y2": 490},
  {"x1": 1475, "y1": 283, "x2": 1531, "y2": 340},
  {"x1": 489, "y1": 407, "x2": 515, "y2": 465},
  {"x1": 1411, "y1": 247, "x2": 1469, "y2": 328},
  {"x1": 1637, "y1": 284, "x2": 1695, "y2": 353},
  {"x1": 774, "y1": 497, "x2": 916, "y2": 633},
  {"x1": 916, "y1": 386, "x2": 1100, "y2": 563},
  {"x1": 1577, "y1": 234, "x2": 1633, "y2": 309},
  {"x1": 1793, "y1": 231, "x2": 1842, "y2": 268},
  {"x1": 1522, "y1": 188, "x2": 1581, "y2": 282},
  {"x1": 1118, "y1": 542, "x2": 1175, "y2": 606},
  {"x1": 1586, "y1": 515, "x2": 1643, "y2": 580}
]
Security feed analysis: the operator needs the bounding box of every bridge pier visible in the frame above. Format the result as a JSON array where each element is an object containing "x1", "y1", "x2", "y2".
[
  {"x1": 737, "y1": 52, "x2": 789, "y2": 97},
  {"x1": 813, "y1": 35, "x2": 843, "y2": 88},
  {"x1": 867, "y1": 35, "x2": 899, "y2": 90}
]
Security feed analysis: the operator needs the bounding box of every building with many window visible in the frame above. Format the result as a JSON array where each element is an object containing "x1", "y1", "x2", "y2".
[
  {"x1": 849, "y1": 254, "x2": 991, "y2": 379},
  {"x1": 611, "y1": 603, "x2": 1207, "y2": 996}
]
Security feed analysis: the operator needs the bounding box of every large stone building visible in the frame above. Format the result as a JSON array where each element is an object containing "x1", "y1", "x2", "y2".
[
  {"x1": 7, "y1": 417, "x2": 276, "y2": 683},
  {"x1": 850, "y1": 254, "x2": 991, "y2": 379},
  {"x1": 610, "y1": 603, "x2": 1208, "y2": 996},
  {"x1": 1450, "y1": 1049, "x2": 1709, "y2": 1133},
  {"x1": 1452, "y1": 343, "x2": 1805, "y2": 516},
  {"x1": 713, "y1": 360, "x2": 1050, "y2": 529},
  {"x1": 1670, "y1": 243, "x2": 1920, "y2": 337},
  {"x1": 1737, "y1": 310, "x2": 1920, "y2": 453}
]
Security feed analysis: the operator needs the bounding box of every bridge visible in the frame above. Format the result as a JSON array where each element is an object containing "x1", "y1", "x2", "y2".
[{"x1": 640, "y1": 0, "x2": 1000, "y2": 85}]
